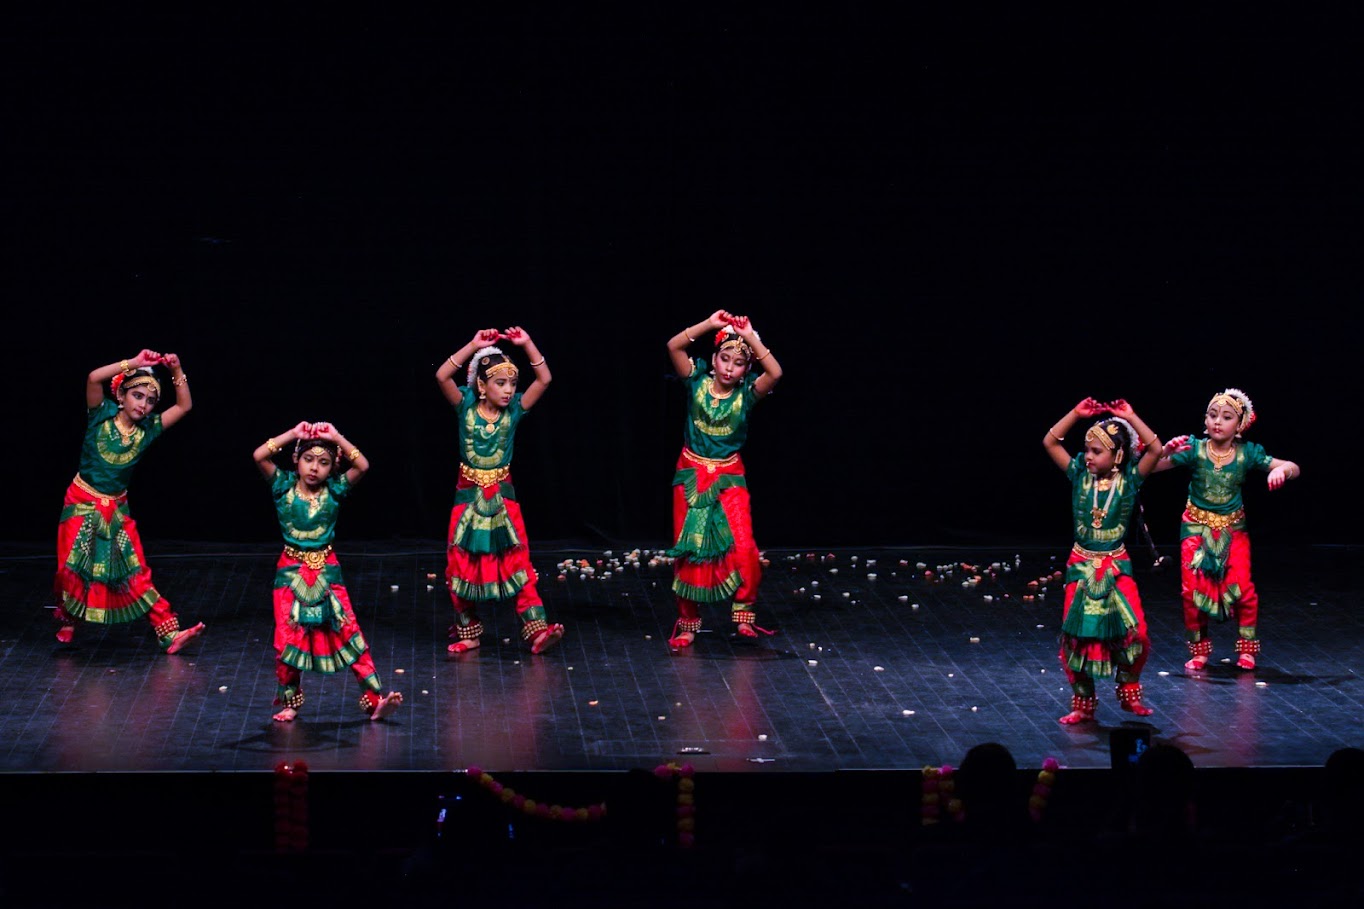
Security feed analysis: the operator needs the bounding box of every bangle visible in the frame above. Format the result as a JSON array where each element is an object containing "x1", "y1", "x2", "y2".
[
  {"x1": 348, "y1": 448, "x2": 361, "y2": 461},
  {"x1": 754, "y1": 349, "x2": 770, "y2": 362},
  {"x1": 172, "y1": 374, "x2": 188, "y2": 386},
  {"x1": 448, "y1": 355, "x2": 462, "y2": 369},
  {"x1": 1049, "y1": 430, "x2": 1065, "y2": 442},
  {"x1": 1143, "y1": 436, "x2": 1159, "y2": 449},
  {"x1": 265, "y1": 438, "x2": 280, "y2": 454},
  {"x1": 528, "y1": 357, "x2": 546, "y2": 368},
  {"x1": 119, "y1": 359, "x2": 132, "y2": 374},
  {"x1": 684, "y1": 330, "x2": 696, "y2": 343}
]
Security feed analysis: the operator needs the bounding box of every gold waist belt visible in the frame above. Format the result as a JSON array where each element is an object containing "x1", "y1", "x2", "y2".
[
  {"x1": 1072, "y1": 543, "x2": 1127, "y2": 562},
  {"x1": 73, "y1": 474, "x2": 125, "y2": 502},
  {"x1": 284, "y1": 544, "x2": 333, "y2": 570},
  {"x1": 1184, "y1": 502, "x2": 1244, "y2": 531},
  {"x1": 460, "y1": 463, "x2": 511, "y2": 486},
  {"x1": 682, "y1": 448, "x2": 740, "y2": 471}
]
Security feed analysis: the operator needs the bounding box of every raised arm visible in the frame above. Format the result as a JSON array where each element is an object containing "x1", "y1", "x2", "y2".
[
  {"x1": 667, "y1": 310, "x2": 730, "y2": 378},
  {"x1": 436, "y1": 327, "x2": 502, "y2": 407},
  {"x1": 253, "y1": 421, "x2": 313, "y2": 480},
  {"x1": 502, "y1": 326, "x2": 552, "y2": 410},
  {"x1": 1104, "y1": 399, "x2": 1163, "y2": 477},
  {"x1": 313, "y1": 422, "x2": 370, "y2": 486},
  {"x1": 1043, "y1": 397, "x2": 1106, "y2": 471},
  {"x1": 732, "y1": 315, "x2": 782, "y2": 398},
  {"x1": 86, "y1": 349, "x2": 161, "y2": 408},
  {"x1": 157, "y1": 353, "x2": 193, "y2": 429}
]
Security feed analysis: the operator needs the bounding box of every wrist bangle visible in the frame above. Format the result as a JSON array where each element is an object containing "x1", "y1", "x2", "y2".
[
  {"x1": 1143, "y1": 436, "x2": 1159, "y2": 449},
  {"x1": 754, "y1": 349, "x2": 770, "y2": 362},
  {"x1": 348, "y1": 448, "x2": 361, "y2": 461},
  {"x1": 528, "y1": 357, "x2": 546, "y2": 368},
  {"x1": 119, "y1": 359, "x2": 132, "y2": 374},
  {"x1": 448, "y1": 355, "x2": 462, "y2": 369},
  {"x1": 172, "y1": 374, "x2": 188, "y2": 386},
  {"x1": 265, "y1": 438, "x2": 280, "y2": 454},
  {"x1": 1049, "y1": 430, "x2": 1065, "y2": 442},
  {"x1": 684, "y1": 330, "x2": 696, "y2": 343}
]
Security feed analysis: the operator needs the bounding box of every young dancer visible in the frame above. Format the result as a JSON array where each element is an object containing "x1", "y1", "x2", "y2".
[
  {"x1": 435, "y1": 326, "x2": 562, "y2": 655},
  {"x1": 664, "y1": 311, "x2": 783, "y2": 647},
  {"x1": 1156, "y1": 388, "x2": 1300, "y2": 671},
  {"x1": 253, "y1": 422, "x2": 402, "y2": 722},
  {"x1": 53, "y1": 349, "x2": 205, "y2": 653},
  {"x1": 1043, "y1": 398, "x2": 1165, "y2": 723}
]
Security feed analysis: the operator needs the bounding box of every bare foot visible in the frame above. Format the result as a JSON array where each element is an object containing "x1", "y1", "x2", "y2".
[
  {"x1": 166, "y1": 622, "x2": 206, "y2": 654},
  {"x1": 1058, "y1": 710, "x2": 1094, "y2": 725},
  {"x1": 371, "y1": 691, "x2": 403, "y2": 721},
  {"x1": 272, "y1": 707, "x2": 297, "y2": 723},
  {"x1": 530, "y1": 624, "x2": 564, "y2": 654},
  {"x1": 1236, "y1": 654, "x2": 1256, "y2": 670},
  {"x1": 737, "y1": 623, "x2": 758, "y2": 638},
  {"x1": 1184, "y1": 655, "x2": 1208, "y2": 671},
  {"x1": 1121, "y1": 700, "x2": 1154, "y2": 717},
  {"x1": 447, "y1": 638, "x2": 480, "y2": 654},
  {"x1": 55, "y1": 626, "x2": 75, "y2": 644}
]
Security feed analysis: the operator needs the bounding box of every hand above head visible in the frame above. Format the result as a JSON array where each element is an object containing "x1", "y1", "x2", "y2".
[
  {"x1": 160, "y1": 353, "x2": 182, "y2": 369},
  {"x1": 1073, "y1": 397, "x2": 1107, "y2": 418},
  {"x1": 1105, "y1": 399, "x2": 1135, "y2": 420},
  {"x1": 130, "y1": 349, "x2": 162, "y2": 369},
  {"x1": 707, "y1": 310, "x2": 732, "y2": 330},
  {"x1": 313, "y1": 422, "x2": 340, "y2": 442},
  {"x1": 473, "y1": 327, "x2": 502, "y2": 347},
  {"x1": 502, "y1": 326, "x2": 531, "y2": 346},
  {"x1": 291, "y1": 421, "x2": 315, "y2": 439}
]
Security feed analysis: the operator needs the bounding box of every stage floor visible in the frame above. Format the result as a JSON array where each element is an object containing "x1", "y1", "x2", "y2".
[{"x1": 2, "y1": 540, "x2": 1360, "y2": 775}]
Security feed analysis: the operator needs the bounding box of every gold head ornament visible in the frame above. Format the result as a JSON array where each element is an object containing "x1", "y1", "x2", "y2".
[
  {"x1": 714, "y1": 329, "x2": 752, "y2": 360},
  {"x1": 481, "y1": 356, "x2": 519, "y2": 381},
  {"x1": 120, "y1": 373, "x2": 161, "y2": 398}
]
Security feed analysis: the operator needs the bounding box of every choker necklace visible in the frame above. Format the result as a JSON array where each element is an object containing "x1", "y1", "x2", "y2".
[
  {"x1": 708, "y1": 379, "x2": 736, "y2": 405},
  {"x1": 111, "y1": 417, "x2": 138, "y2": 444},
  {"x1": 1208, "y1": 441, "x2": 1234, "y2": 470},
  {"x1": 1091, "y1": 471, "x2": 1120, "y2": 528},
  {"x1": 477, "y1": 404, "x2": 501, "y2": 433}
]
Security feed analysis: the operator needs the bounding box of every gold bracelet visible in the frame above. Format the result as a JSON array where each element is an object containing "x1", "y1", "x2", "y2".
[
  {"x1": 528, "y1": 357, "x2": 546, "y2": 368},
  {"x1": 119, "y1": 359, "x2": 132, "y2": 374},
  {"x1": 1143, "y1": 436, "x2": 1159, "y2": 449},
  {"x1": 754, "y1": 350, "x2": 770, "y2": 362},
  {"x1": 448, "y1": 355, "x2": 462, "y2": 369},
  {"x1": 348, "y1": 448, "x2": 361, "y2": 461},
  {"x1": 265, "y1": 438, "x2": 280, "y2": 454},
  {"x1": 1049, "y1": 430, "x2": 1065, "y2": 442},
  {"x1": 684, "y1": 330, "x2": 696, "y2": 343},
  {"x1": 172, "y1": 374, "x2": 188, "y2": 386}
]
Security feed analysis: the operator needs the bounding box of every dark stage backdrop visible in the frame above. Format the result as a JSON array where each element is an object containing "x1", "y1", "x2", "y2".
[{"x1": 3, "y1": 16, "x2": 1354, "y2": 551}]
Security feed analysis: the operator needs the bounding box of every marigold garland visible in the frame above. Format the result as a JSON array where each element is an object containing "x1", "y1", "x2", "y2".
[
  {"x1": 465, "y1": 766, "x2": 607, "y2": 823},
  {"x1": 1028, "y1": 757, "x2": 1060, "y2": 822},
  {"x1": 920, "y1": 764, "x2": 964, "y2": 826},
  {"x1": 921, "y1": 757, "x2": 1061, "y2": 826},
  {"x1": 654, "y1": 761, "x2": 696, "y2": 848}
]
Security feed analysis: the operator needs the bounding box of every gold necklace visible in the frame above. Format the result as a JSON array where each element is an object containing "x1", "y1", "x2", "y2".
[
  {"x1": 111, "y1": 417, "x2": 138, "y2": 444},
  {"x1": 1207, "y1": 442, "x2": 1235, "y2": 470},
  {"x1": 1091, "y1": 471, "x2": 1120, "y2": 529},
  {"x1": 708, "y1": 379, "x2": 736, "y2": 406},
  {"x1": 477, "y1": 404, "x2": 501, "y2": 434}
]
